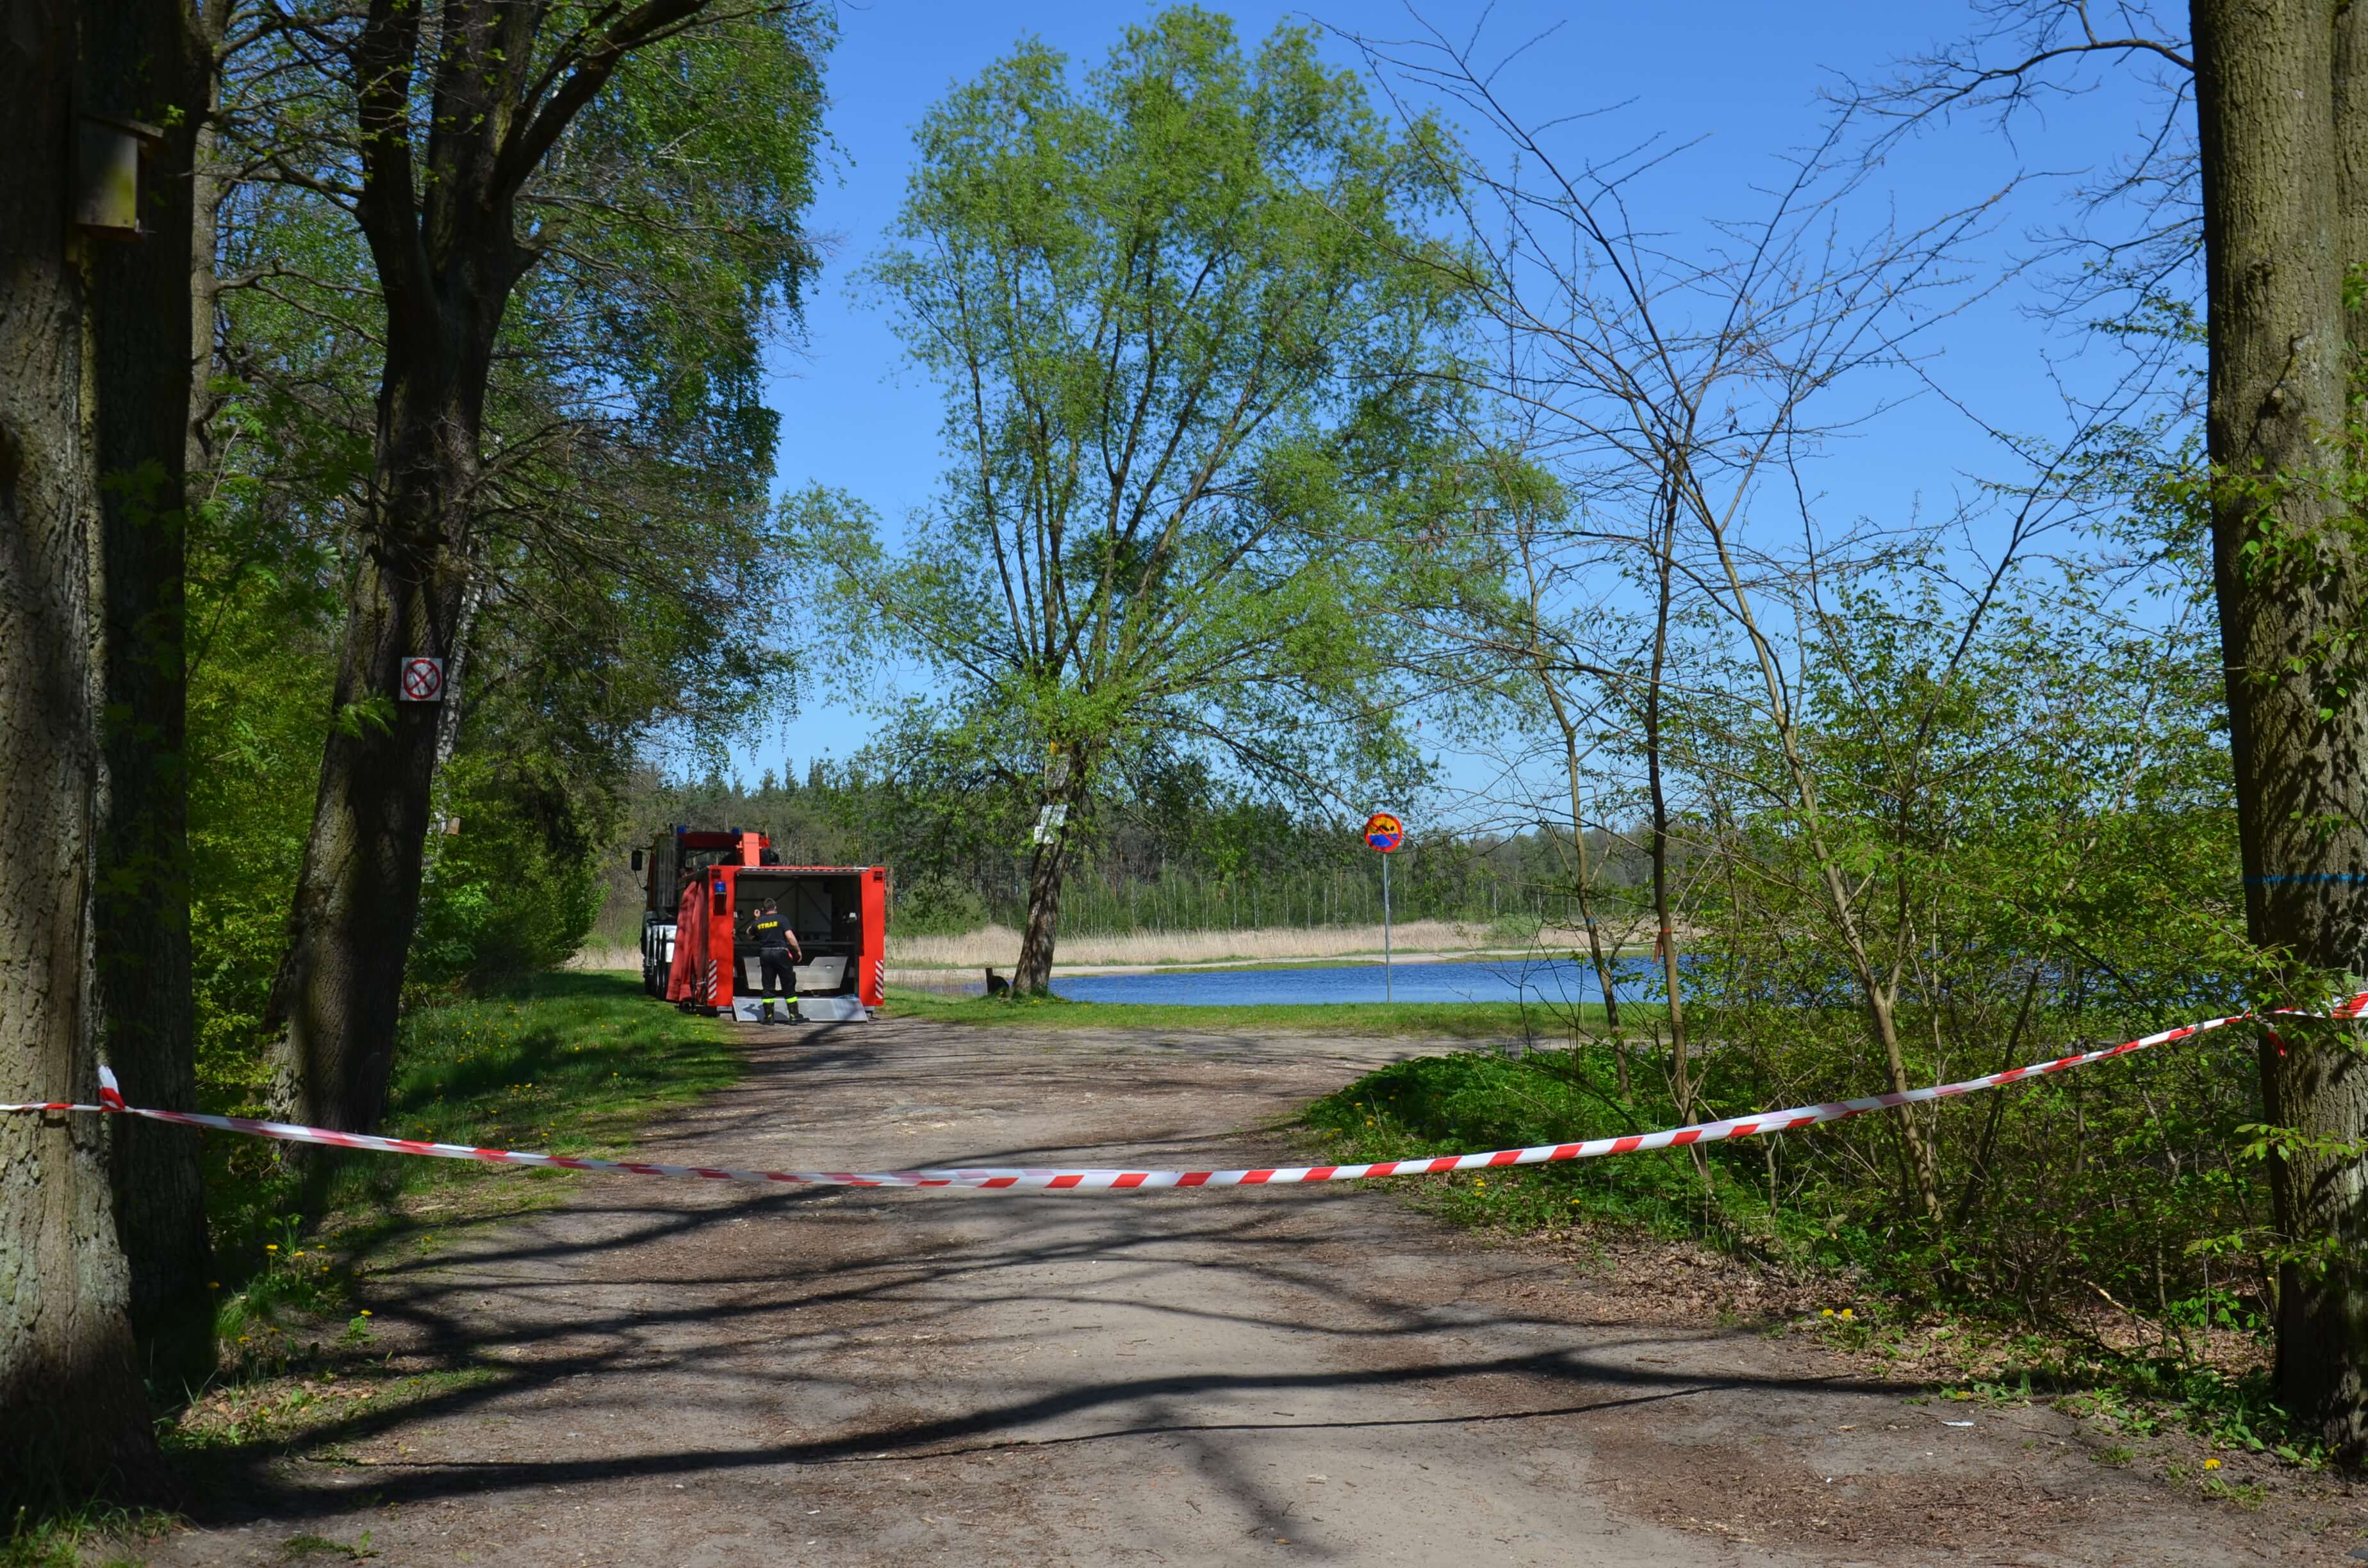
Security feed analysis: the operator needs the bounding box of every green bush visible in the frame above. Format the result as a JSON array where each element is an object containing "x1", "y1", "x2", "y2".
[
  {"x1": 1484, "y1": 911, "x2": 1545, "y2": 945},
  {"x1": 891, "y1": 871, "x2": 989, "y2": 936},
  {"x1": 1304, "y1": 1044, "x2": 1825, "y2": 1252},
  {"x1": 186, "y1": 576, "x2": 337, "y2": 1103},
  {"x1": 409, "y1": 753, "x2": 606, "y2": 990}
]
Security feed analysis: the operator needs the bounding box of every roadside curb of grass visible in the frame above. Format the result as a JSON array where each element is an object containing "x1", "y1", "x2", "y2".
[
  {"x1": 1292, "y1": 1046, "x2": 2361, "y2": 1523},
  {"x1": 878, "y1": 984, "x2": 1638, "y2": 1043},
  {"x1": 165, "y1": 973, "x2": 738, "y2": 1503},
  {"x1": 885, "y1": 943, "x2": 1663, "y2": 976}
]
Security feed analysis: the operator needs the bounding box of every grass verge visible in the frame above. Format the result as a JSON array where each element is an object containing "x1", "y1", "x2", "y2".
[
  {"x1": 1300, "y1": 1043, "x2": 1793, "y2": 1243},
  {"x1": 1300, "y1": 1041, "x2": 2328, "y2": 1473},
  {"x1": 197, "y1": 970, "x2": 733, "y2": 1384},
  {"x1": 881, "y1": 984, "x2": 1639, "y2": 1041},
  {"x1": 3, "y1": 1505, "x2": 173, "y2": 1568}
]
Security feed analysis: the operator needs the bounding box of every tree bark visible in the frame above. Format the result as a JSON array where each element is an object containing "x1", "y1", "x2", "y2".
[
  {"x1": 185, "y1": 5, "x2": 229, "y2": 484},
  {"x1": 1012, "y1": 760, "x2": 1085, "y2": 995},
  {"x1": 82, "y1": 0, "x2": 218, "y2": 1397},
  {"x1": 0, "y1": 0, "x2": 169, "y2": 1503},
  {"x1": 265, "y1": 357, "x2": 495, "y2": 1135},
  {"x1": 2194, "y1": 0, "x2": 2368, "y2": 1457},
  {"x1": 263, "y1": 0, "x2": 711, "y2": 1138}
]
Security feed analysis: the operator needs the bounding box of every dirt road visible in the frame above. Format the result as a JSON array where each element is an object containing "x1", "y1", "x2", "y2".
[{"x1": 153, "y1": 1017, "x2": 2353, "y2": 1565}]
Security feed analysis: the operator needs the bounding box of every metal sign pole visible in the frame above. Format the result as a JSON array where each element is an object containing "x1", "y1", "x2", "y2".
[{"x1": 1363, "y1": 810, "x2": 1403, "y2": 1004}]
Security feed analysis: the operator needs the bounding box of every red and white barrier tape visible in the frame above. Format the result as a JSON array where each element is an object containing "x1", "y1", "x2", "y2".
[{"x1": 6, "y1": 995, "x2": 2361, "y2": 1193}]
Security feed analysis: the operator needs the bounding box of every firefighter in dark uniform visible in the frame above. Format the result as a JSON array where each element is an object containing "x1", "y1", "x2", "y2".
[{"x1": 749, "y1": 897, "x2": 803, "y2": 1024}]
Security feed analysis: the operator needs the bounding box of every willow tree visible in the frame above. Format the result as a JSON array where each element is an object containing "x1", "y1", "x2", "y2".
[{"x1": 803, "y1": 8, "x2": 1473, "y2": 991}]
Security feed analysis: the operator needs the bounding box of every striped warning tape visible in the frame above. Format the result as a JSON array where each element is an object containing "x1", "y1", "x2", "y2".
[{"x1": 5, "y1": 993, "x2": 2361, "y2": 1193}]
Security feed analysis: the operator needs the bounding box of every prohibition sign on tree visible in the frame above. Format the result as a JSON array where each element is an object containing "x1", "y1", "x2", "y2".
[
  {"x1": 399, "y1": 656, "x2": 445, "y2": 703},
  {"x1": 1363, "y1": 811, "x2": 1403, "y2": 853}
]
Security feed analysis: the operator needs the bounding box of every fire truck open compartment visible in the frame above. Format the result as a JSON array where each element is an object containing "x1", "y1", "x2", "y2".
[
  {"x1": 727, "y1": 868, "x2": 864, "y2": 999},
  {"x1": 639, "y1": 827, "x2": 886, "y2": 1020}
]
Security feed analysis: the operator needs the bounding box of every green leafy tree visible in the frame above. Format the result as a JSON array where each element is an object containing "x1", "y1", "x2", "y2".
[
  {"x1": 1836, "y1": 0, "x2": 2368, "y2": 1457},
  {"x1": 199, "y1": 1, "x2": 828, "y2": 1136},
  {"x1": 798, "y1": 7, "x2": 1476, "y2": 991},
  {"x1": 2190, "y1": 0, "x2": 2368, "y2": 1454}
]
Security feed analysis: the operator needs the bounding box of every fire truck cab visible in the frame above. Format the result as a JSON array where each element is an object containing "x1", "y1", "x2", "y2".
[{"x1": 632, "y1": 827, "x2": 886, "y2": 1021}]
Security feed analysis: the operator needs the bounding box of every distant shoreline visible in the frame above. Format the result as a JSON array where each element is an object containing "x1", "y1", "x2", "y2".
[
  {"x1": 570, "y1": 919, "x2": 1680, "y2": 979},
  {"x1": 889, "y1": 944, "x2": 1659, "y2": 982}
]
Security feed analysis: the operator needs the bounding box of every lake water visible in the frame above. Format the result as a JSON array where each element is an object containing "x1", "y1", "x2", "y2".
[{"x1": 1049, "y1": 956, "x2": 1663, "y2": 1008}]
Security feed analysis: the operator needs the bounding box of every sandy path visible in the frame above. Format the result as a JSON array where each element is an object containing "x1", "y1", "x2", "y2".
[{"x1": 150, "y1": 1017, "x2": 2343, "y2": 1565}]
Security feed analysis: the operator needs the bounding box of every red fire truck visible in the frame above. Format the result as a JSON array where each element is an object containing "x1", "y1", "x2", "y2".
[{"x1": 632, "y1": 827, "x2": 886, "y2": 1020}]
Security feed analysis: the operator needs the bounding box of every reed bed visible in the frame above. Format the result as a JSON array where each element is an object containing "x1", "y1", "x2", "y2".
[
  {"x1": 575, "y1": 921, "x2": 1656, "y2": 974},
  {"x1": 565, "y1": 944, "x2": 643, "y2": 972},
  {"x1": 887, "y1": 919, "x2": 1533, "y2": 970}
]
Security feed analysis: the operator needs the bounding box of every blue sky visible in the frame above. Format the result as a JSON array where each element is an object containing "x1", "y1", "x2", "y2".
[{"x1": 733, "y1": 1, "x2": 2175, "y2": 799}]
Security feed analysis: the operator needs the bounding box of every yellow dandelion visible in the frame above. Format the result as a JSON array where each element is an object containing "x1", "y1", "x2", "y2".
[
  {"x1": 2203, "y1": 1457, "x2": 2221, "y2": 1470},
  {"x1": 1838, "y1": 1309, "x2": 1854, "y2": 1320},
  {"x1": 360, "y1": 1309, "x2": 372, "y2": 1317},
  {"x1": 264, "y1": 1243, "x2": 278, "y2": 1252}
]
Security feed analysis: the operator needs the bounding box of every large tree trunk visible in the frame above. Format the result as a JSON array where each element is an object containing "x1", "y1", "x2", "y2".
[
  {"x1": 1012, "y1": 760, "x2": 1086, "y2": 995},
  {"x1": 2194, "y1": 0, "x2": 2368, "y2": 1455},
  {"x1": 83, "y1": 0, "x2": 218, "y2": 1397},
  {"x1": 0, "y1": 0, "x2": 169, "y2": 1503},
  {"x1": 186, "y1": 18, "x2": 227, "y2": 484},
  {"x1": 266, "y1": 377, "x2": 486, "y2": 1135},
  {"x1": 259, "y1": 0, "x2": 709, "y2": 1136}
]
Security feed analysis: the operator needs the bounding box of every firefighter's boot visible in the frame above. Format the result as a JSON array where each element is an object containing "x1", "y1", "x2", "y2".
[{"x1": 761, "y1": 1000, "x2": 775, "y2": 1025}]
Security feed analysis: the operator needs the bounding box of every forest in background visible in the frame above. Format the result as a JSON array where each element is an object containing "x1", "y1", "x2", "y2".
[{"x1": 601, "y1": 762, "x2": 1658, "y2": 944}]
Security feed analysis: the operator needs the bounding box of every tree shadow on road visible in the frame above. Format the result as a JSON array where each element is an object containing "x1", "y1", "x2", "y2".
[{"x1": 170, "y1": 1170, "x2": 1920, "y2": 1528}]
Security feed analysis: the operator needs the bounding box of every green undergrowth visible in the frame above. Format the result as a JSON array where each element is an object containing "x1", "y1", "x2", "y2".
[
  {"x1": 1304, "y1": 1041, "x2": 2324, "y2": 1467},
  {"x1": 1821, "y1": 1306, "x2": 2326, "y2": 1471},
  {"x1": 1300, "y1": 1043, "x2": 1840, "y2": 1254},
  {"x1": 201, "y1": 972, "x2": 734, "y2": 1375},
  {"x1": 2, "y1": 1505, "x2": 172, "y2": 1568},
  {"x1": 882, "y1": 984, "x2": 1627, "y2": 1041}
]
